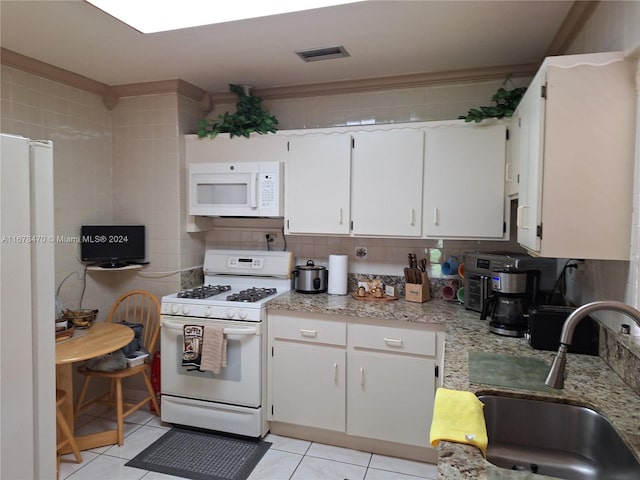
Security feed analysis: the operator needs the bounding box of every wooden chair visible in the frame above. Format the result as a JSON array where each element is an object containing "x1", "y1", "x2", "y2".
[
  {"x1": 74, "y1": 290, "x2": 161, "y2": 445},
  {"x1": 56, "y1": 389, "x2": 82, "y2": 479}
]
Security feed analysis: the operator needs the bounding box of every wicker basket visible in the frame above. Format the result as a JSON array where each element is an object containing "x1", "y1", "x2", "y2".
[{"x1": 63, "y1": 309, "x2": 98, "y2": 329}]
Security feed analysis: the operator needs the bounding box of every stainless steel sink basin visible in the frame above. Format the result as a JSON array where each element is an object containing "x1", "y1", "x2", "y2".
[{"x1": 478, "y1": 394, "x2": 640, "y2": 480}]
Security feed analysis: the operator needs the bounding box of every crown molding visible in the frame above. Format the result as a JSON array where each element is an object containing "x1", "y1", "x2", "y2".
[
  {"x1": 224, "y1": 63, "x2": 540, "y2": 103},
  {"x1": 2, "y1": 46, "x2": 539, "y2": 110},
  {"x1": 545, "y1": 1, "x2": 600, "y2": 56},
  {"x1": 0, "y1": 48, "x2": 207, "y2": 110},
  {"x1": 1, "y1": 47, "x2": 109, "y2": 97}
]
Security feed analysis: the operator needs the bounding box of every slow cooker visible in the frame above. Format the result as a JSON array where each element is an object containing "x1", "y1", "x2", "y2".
[{"x1": 292, "y1": 260, "x2": 328, "y2": 293}]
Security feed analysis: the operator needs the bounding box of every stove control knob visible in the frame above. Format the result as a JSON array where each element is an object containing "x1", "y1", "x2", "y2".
[
  {"x1": 181, "y1": 305, "x2": 190, "y2": 315},
  {"x1": 238, "y1": 309, "x2": 248, "y2": 320},
  {"x1": 204, "y1": 307, "x2": 212, "y2": 317},
  {"x1": 226, "y1": 308, "x2": 236, "y2": 319},
  {"x1": 171, "y1": 304, "x2": 179, "y2": 314}
]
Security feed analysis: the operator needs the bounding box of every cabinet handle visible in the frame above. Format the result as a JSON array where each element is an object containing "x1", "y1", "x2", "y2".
[
  {"x1": 433, "y1": 208, "x2": 439, "y2": 226},
  {"x1": 410, "y1": 208, "x2": 415, "y2": 226},
  {"x1": 360, "y1": 367, "x2": 365, "y2": 386},
  {"x1": 300, "y1": 329, "x2": 318, "y2": 338},
  {"x1": 338, "y1": 208, "x2": 343, "y2": 225},
  {"x1": 384, "y1": 337, "x2": 404, "y2": 347},
  {"x1": 516, "y1": 205, "x2": 529, "y2": 229},
  {"x1": 505, "y1": 162, "x2": 513, "y2": 181},
  {"x1": 334, "y1": 363, "x2": 338, "y2": 383}
]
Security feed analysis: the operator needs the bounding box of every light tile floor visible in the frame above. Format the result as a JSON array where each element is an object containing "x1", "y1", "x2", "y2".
[{"x1": 60, "y1": 402, "x2": 438, "y2": 480}]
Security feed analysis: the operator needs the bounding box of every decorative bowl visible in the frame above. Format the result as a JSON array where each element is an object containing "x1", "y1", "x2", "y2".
[{"x1": 62, "y1": 309, "x2": 98, "y2": 329}]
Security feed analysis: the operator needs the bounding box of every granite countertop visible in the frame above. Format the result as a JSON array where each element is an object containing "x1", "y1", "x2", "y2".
[{"x1": 268, "y1": 292, "x2": 640, "y2": 480}]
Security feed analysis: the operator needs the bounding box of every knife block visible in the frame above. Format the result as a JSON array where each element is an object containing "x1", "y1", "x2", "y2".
[{"x1": 405, "y1": 273, "x2": 431, "y2": 303}]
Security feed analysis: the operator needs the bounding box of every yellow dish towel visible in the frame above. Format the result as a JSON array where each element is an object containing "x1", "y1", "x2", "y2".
[{"x1": 429, "y1": 387, "x2": 488, "y2": 457}]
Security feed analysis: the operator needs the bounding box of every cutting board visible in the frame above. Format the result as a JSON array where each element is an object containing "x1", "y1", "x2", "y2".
[{"x1": 468, "y1": 351, "x2": 559, "y2": 393}]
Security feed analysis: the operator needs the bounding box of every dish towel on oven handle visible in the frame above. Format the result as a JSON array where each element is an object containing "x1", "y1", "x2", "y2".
[
  {"x1": 201, "y1": 324, "x2": 227, "y2": 374},
  {"x1": 182, "y1": 324, "x2": 227, "y2": 373}
]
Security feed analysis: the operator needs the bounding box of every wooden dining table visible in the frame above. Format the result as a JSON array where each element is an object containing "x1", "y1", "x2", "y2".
[{"x1": 56, "y1": 322, "x2": 133, "y2": 452}]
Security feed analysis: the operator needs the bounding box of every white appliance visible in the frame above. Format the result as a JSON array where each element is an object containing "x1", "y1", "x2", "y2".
[
  {"x1": 160, "y1": 249, "x2": 293, "y2": 437},
  {"x1": 0, "y1": 134, "x2": 57, "y2": 478},
  {"x1": 189, "y1": 162, "x2": 284, "y2": 217}
]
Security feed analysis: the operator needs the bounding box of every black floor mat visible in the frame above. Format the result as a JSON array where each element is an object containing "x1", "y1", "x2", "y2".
[{"x1": 126, "y1": 427, "x2": 271, "y2": 480}]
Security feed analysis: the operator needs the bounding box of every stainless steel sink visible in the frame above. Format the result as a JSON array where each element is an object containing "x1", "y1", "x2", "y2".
[{"x1": 478, "y1": 394, "x2": 640, "y2": 480}]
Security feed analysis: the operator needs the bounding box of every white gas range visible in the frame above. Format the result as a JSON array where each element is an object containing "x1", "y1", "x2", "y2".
[{"x1": 160, "y1": 249, "x2": 293, "y2": 437}]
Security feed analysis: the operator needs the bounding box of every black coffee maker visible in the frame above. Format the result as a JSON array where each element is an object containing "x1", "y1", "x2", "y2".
[{"x1": 480, "y1": 269, "x2": 540, "y2": 337}]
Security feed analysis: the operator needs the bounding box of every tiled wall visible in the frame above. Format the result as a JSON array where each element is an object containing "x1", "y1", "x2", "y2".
[
  {"x1": 0, "y1": 65, "x2": 116, "y2": 318},
  {"x1": 108, "y1": 94, "x2": 184, "y2": 297},
  {"x1": 208, "y1": 80, "x2": 530, "y2": 131},
  {"x1": 0, "y1": 67, "x2": 202, "y2": 318}
]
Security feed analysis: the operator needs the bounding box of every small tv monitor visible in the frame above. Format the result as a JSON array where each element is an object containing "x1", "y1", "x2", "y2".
[{"x1": 80, "y1": 225, "x2": 145, "y2": 268}]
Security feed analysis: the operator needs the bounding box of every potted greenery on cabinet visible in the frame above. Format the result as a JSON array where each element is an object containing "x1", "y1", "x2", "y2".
[
  {"x1": 197, "y1": 84, "x2": 279, "y2": 139},
  {"x1": 459, "y1": 77, "x2": 526, "y2": 123}
]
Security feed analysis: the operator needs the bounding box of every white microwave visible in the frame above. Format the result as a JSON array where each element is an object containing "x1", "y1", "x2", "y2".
[{"x1": 189, "y1": 162, "x2": 284, "y2": 217}]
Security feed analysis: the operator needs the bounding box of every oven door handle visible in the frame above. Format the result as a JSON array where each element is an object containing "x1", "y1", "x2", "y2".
[
  {"x1": 161, "y1": 319, "x2": 258, "y2": 336},
  {"x1": 223, "y1": 327, "x2": 258, "y2": 336}
]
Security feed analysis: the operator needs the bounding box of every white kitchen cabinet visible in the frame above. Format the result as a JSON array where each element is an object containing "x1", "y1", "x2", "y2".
[
  {"x1": 423, "y1": 122, "x2": 507, "y2": 239},
  {"x1": 268, "y1": 311, "x2": 442, "y2": 450},
  {"x1": 504, "y1": 118, "x2": 521, "y2": 198},
  {"x1": 514, "y1": 52, "x2": 635, "y2": 260},
  {"x1": 270, "y1": 342, "x2": 346, "y2": 431},
  {"x1": 351, "y1": 130, "x2": 424, "y2": 237},
  {"x1": 346, "y1": 322, "x2": 437, "y2": 447},
  {"x1": 285, "y1": 134, "x2": 352, "y2": 235},
  {"x1": 347, "y1": 352, "x2": 435, "y2": 447},
  {"x1": 268, "y1": 312, "x2": 347, "y2": 432}
]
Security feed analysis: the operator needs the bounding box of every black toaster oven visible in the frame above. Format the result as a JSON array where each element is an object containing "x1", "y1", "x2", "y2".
[{"x1": 527, "y1": 305, "x2": 599, "y2": 355}]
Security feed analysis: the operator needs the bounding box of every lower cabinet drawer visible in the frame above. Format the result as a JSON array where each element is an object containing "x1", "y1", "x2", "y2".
[
  {"x1": 271, "y1": 313, "x2": 346, "y2": 346},
  {"x1": 349, "y1": 323, "x2": 437, "y2": 356}
]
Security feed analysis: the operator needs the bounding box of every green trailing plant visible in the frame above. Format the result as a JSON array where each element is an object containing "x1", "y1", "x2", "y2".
[
  {"x1": 197, "y1": 84, "x2": 279, "y2": 138},
  {"x1": 459, "y1": 76, "x2": 527, "y2": 123}
]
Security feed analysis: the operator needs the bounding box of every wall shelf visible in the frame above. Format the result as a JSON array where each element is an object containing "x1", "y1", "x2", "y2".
[{"x1": 86, "y1": 264, "x2": 144, "y2": 271}]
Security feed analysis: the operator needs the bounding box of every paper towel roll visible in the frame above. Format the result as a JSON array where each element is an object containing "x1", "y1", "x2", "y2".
[{"x1": 328, "y1": 254, "x2": 348, "y2": 295}]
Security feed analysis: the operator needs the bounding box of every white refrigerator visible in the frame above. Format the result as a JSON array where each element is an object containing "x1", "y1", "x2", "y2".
[{"x1": 1, "y1": 134, "x2": 57, "y2": 478}]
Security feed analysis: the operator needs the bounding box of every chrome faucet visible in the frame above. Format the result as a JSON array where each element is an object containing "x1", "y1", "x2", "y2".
[{"x1": 545, "y1": 300, "x2": 640, "y2": 389}]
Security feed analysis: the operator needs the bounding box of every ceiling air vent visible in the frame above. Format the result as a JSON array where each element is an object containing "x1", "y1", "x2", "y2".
[{"x1": 296, "y1": 45, "x2": 350, "y2": 62}]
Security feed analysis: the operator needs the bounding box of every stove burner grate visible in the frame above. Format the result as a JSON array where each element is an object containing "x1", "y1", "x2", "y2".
[
  {"x1": 226, "y1": 287, "x2": 278, "y2": 303},
  {"x1": 177, "y1": 285, "x2": 231, "y2": 299}
]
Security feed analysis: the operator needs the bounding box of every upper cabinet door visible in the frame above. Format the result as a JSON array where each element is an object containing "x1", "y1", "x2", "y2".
[
  {"x1": 351, "y1": 130, "x2": 424, "y2": 237},
  {"x1": 285, "y1": 134, "x2": 352, "y2": 235},
  {"x1": 514, "y1": 69, "x2": 545, "y2": 253},
  {"x1": 515, "y1": 52, "x2": 635, "y2": 260},
  {"x1": 423, "y1": 123, "x2": 507, "y2": 239}
]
